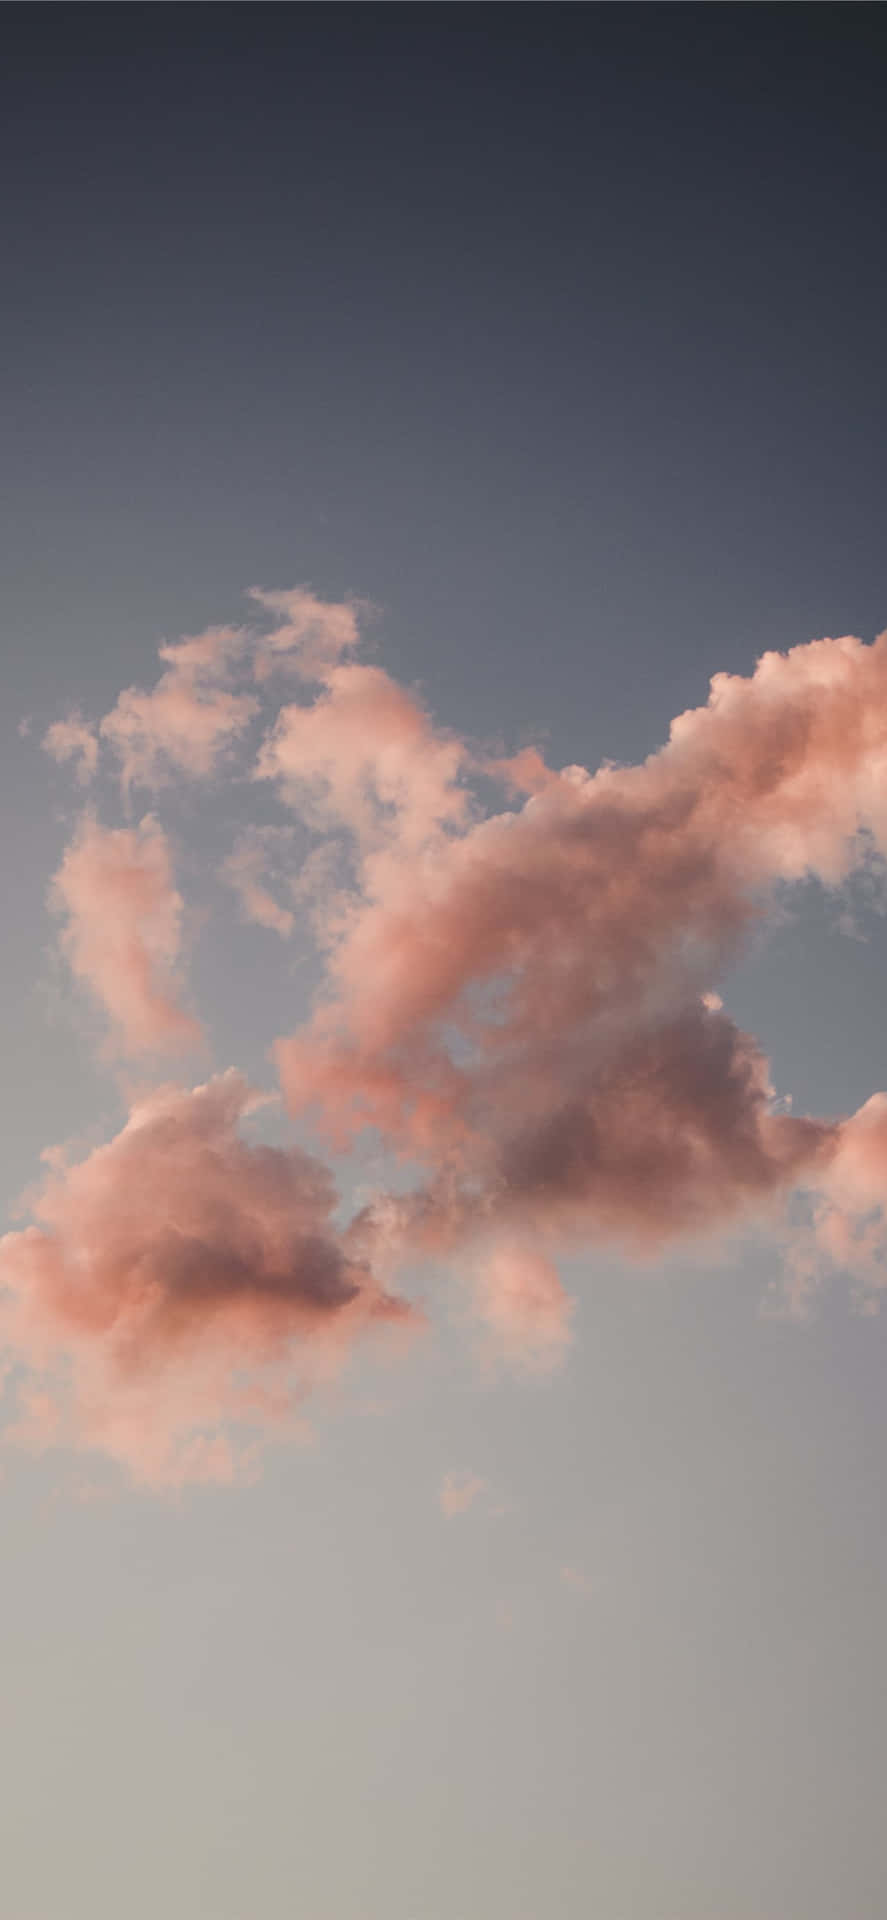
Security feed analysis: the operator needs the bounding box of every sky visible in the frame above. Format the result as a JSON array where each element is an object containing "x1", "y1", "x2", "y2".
[{"x1": 3, "y1": 6, "x2": 887, "y2": 1916}]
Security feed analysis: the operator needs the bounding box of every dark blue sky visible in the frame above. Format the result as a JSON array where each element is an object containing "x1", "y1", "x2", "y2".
[{"x1": 4, "y1": 4, "x2": 886, "y2": 770}]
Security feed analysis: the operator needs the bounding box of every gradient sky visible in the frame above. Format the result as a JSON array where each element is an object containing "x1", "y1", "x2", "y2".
[{"x1": 3, "y1": 8, "x2": 887, "y2": 1917}]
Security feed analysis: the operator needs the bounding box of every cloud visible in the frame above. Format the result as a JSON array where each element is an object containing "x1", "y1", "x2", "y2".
[
  {"x1": 256, "y1": 660, "x2": 468, "y2": 854},
  {"x1": 440, "y1": 1469, "x2": 486, "y2": 1516},
  {"x1": 221, "y1": 826, "x2": 297, "y2": 939},
  {"x1": 248, "y1": 585, "x2": 365, "y2": 680},
  {"x1": 20, "y1": 596, "x2": 887, "y2": 1476},
  {"x1": 39, "y1": 589, "x2": 375, "y2": 798},
  {"x1": 99, "y1": 625, "x2": 258, "y2": 796},
  {"x1": 0, "y1": 1072, "x2": 416, "y2": 1485},
  {"x1": 42, "y1": 714, "x2": 99, "y2": 784},
  {"x1": 472, "y1": 1242, "x2": 574, "y2": 1373},
  {"x1": 49, "y1": 814, "x2": 203, "y2": 1058},
  {"x1": 274, "y1": 631, "x2": 887, "y2": 1329},
  {"x1": 786, "y1": 1092, "x2": 887, "y2": 1310}
]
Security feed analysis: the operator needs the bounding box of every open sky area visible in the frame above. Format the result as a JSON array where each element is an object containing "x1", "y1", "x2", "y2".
[{"x1": 3, "y1": 6, "x2": 887, "y2": 1916}]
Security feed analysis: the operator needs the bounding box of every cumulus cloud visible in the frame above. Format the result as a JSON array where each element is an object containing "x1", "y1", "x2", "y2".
[
  {"x1": 275, "y1": 631, "x2": 887, "y2": 1302},
  {"x1": 0, "y1": 1073, "x2": 415, "y2": 1484},
  {"x1": 50, "y1": 814, "x2": 202, "y2": 1058},
  {"x1": 17, "y1": 595, "x2": 887, "y2": 1479}
]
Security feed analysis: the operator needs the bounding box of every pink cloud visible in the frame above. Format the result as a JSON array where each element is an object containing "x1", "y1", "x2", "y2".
[
  {"x1": 42, "y1": 713, "x2": 99, "y2": 784},
  {"x1": 0, "y1": 1072, "x2": 416, "y2": 1485},
  {"x1": 100, "y1": 625, "x2": 257, "y2": 795},
  {"x1": 40, "y1": 589, "x2": 380, "y2": 799},
  {"x1": 472, "y1": 1242, "x2": 574, "y2": 1373},
  {"x1": 788, "y1": 1093, "x2": 887, "y2": 1309},
  {"x1": 221, "y1": 827, "x2": 297, "y2": 939},
  {"x1": 256, "y1": 660, "x2": 468, "y2": 854},
  {"x1": 248, "y1": 585, "x2": 365, "y2": 680},
  {"x1": 440, "y1": 1469, "x2": 486, "y2": 1516},
  {"x1": 50, "y1": 814, "x2": 202, "y2": 1058},
  {"x1": 274, "y1": 630, "x2": 887, "y2": 1356},
  {"x1": 23, "y1": 596, "x2": 887, "y2": 1469}
]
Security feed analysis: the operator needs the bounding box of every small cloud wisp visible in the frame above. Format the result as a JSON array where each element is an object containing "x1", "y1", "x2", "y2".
[{"x1": 49, "y1": 813, "x2": 202, "y2": 1059}]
